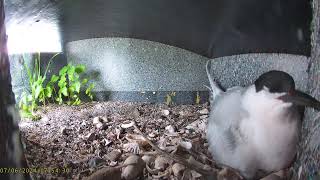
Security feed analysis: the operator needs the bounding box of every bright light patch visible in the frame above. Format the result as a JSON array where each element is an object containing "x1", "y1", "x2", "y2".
[{"x1": 6, "y1": 20, "x2": 62, "y2": 54}]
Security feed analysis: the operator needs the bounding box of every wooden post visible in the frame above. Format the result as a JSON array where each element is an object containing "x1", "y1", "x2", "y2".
[{"x1": 0, "y1": 0, "x2": 30, "y2": 179}]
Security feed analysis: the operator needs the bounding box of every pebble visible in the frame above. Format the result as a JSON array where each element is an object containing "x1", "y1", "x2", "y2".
[
  {"x1": 106, "y1": 150, "x2": 122, "y2": 161},
  {"x1": 96, "y1": 122, "x2": 103, "y2": 129},
  {"x1": 154, "y1": 156, "x2": 170, "y2": 170},
  {"x1": 165, "y1": 125, "x2": 176, "y2": 134},
  {"x1": 172, "y1": 163, "x2": 185, "y2": 177},
  {"x1": 199, "y1": 108, "x2": 209, "y2": 115},
  {"x1": 93, "y1": 117, "x2": 101, "y2": 125},
  {"x1": 121, "y1": 121, "x2": 135, "y2": 129},
  {"x1": 60, "y1": 127, "x2": 69, "y2": 135},
  {"x1": 122, "y1": 155, "x2": 145, "y2": 180},
  {"x1": 85, "y1": 167, "x2": 121, "y2": 180},
  {"x1": 141, "y1": 155, "x2": 155, "y2": 165},
  {"x1": 86, "y1": 133, "x2": 96, "y2": 141},
  {"x1": 179, "y1": 141, "x2": 192, "y2": 150},
  {"x1": 148, "y1": 132, "x2": 157, "y2": 138},
  {"x1": 131, "y1": 108, "x2": 141, "y2": 118},
  {"x1": 162, "y1": 109, "x2": 170, "y2": 116}
]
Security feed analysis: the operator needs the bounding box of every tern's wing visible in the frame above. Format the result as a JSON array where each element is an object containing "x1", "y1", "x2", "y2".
[{"x1": 207, "y1": 87, "x2": 248, "y2": 154}]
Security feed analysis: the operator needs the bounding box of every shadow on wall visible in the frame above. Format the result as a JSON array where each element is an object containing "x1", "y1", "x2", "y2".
[{"x1": 81, "y1": 69, "x2": 112, "y2": 101}]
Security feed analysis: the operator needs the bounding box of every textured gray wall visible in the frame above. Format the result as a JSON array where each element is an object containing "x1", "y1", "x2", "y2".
[
  {"x1": 66, "y1": 38, "x2": 209, "y2": 92},
  {"x1": 292, "y1": 0, "x2": 320, "y2": 179},
  {"x1": 207, "y1": 53, "x2": 309, "y2": 91},
  {"x1": 65, "y1": 38, "x2": 210, "y2": 103}
]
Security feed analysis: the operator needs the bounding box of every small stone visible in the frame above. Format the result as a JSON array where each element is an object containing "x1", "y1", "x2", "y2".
[
  {"x1": 60, "y1": 127, "x2": 69, "y2": 135},
  {"x1": 203, "y1": 164, "x2": 212, "y2": 171},
  {"x1": 172, "y1": 163, "x2": 185, "y2": 177},
  {"x1": 154, "y1": 156, "x2": 170, "y2": 170},
  {"x1": 123, "y1": 155, "x2": 143, "y2": 165},
  {"x1": 191, "y1": 170, "x2": 202, "y2": 178},
  {"x1": 162, "y1": 109, "x2": 170, "y2": 116},
  {"x1": 81, "y1": 121, "x2": 87, "y2": 127},
  {"x1": 179, "y1": 141, "x2": 192, "y2": 150},
  {"x1": 86, "y1": 133, "x2": 96, "y2": 141},
  {"x1": 165, "y1": 125, "x2": 176, "y2": 134},
  {"x1": 121, "y1": 121, "x2": 135, "y2": 129},
  {"x1": 93, "y1": 117, "x2": 101, "y2": 125},
  {"x1": 122, "y1": 155, "x2": 145, "y2": 180},
  {"x1": 148, "y1": 132, "x2": 157, "y2": 138},
  {"x1": 131, "y1": 108, "x2": 141, "y2": 118},
  {"x1": 178, "y1": 111, "x2": 185, "y2": 116},
  {"x1": 106, "y1": 150, "x2": 122, "y2": 161},
  {"x1": 109, "y1": 161, "x2": 117, "y2": 167},
  {"x1": 96, "y1": 122, "x2": 103, "y2": 129},
  {"x1": 84, "y1": 167, "x2": 121, "y2": 180},
  {"x1": 101, "y1": 116, "x2": 110, "y2": 123},
  {"x1": 41, "y1": 116, "x2": 49, "y2": 122},
  {"x1": 199, "y1": 108, "x2": 209, "y2": 115},
  {"x1": 104, "y1": 138, "x2": 112, "y2": 146},
  {"x1": 141, "y1": 155, "x2": 155, "y2": 165}
]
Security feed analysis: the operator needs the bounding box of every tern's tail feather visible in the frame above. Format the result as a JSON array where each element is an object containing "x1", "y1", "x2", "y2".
[{"x1": 206, "y1": 60, "x2": 223, "y2": 101}]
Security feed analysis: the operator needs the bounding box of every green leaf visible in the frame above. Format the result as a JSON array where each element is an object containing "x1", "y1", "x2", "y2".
[
  {"x1": 56, "y1": 97, "x2": 63, "y2": 104},
  {"x1": 68, "y1": 86, "x2": 75, "y2": 93},
  {"x1": 45, "y1": 87, "x2": 53, "y2": 98},
  {"x1": 50, "y1": 75, "x2": 59, "y2": 83},
  {"x1": 35, "y1": 85, "x2": 42, "y2": 98},
  {"x1": 60, "y1": 87, "x2": 68, "y2": 97},
  {"x1": 58, "y1": 76, "x2": 67, "y2": 88},
  {"x1": 59, "y1": 65, "x2": 69, "y2": 76},
  {"x1": 82, "y1": 78, "x2": 88, "y2": 85},
  {"x1": 74, "y1": 81, "x2": 81, "y2": 93},
  {"x1": 86, "y1": 83, "x2": 95, "y2": 94},
  {"x1": 67, "y1": 66, "x2": 76, "y2": 81},
  {"x1": 75, "y1": 64, "x2": 85, "y2": 74}
]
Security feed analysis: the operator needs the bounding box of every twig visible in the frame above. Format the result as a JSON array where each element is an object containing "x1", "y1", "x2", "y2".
[{"x1": 133, "y1": 122, "x2": 218, "y2": 177}]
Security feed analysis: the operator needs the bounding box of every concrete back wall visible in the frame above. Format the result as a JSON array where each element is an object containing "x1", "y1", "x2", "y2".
[{"x1": 66, "y1": 38, "x2": 210, "y2": 104}]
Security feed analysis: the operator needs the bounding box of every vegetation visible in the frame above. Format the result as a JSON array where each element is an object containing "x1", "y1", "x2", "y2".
[
  {"x1": 165, "y1": 91, "x2": 176, "y2": 105},
  {"x1": 19, "y1": 53, "x2": 95, "y2": 119},
  {"x1": 195, "y1": 91, "x2": 201, "y2": 104}
]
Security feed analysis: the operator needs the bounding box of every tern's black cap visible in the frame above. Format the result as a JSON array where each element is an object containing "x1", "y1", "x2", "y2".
[{"x1": 254, "y1": 70, "x2": 295, "y2": 93}]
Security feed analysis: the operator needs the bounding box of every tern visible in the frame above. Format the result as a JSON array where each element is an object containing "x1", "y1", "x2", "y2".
[{"x1": 206, "y1": 61, "x2": 320, "y2": 179}]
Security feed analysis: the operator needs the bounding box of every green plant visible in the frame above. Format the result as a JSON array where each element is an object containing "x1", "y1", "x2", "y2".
[
  {"x1": 54, "y1": 63, "x2": 95, "y2": 105},
  {"x1": 195, "y1": 91, "x2": 201, "y2": 104},
  {"x1": 19, "y1": 53, "x2": 60, "y2": 118},
  {"x1": 165, "y1": 91, "x2": 176, "y2": 105},
  {"x1": 19, "y1": 53, "x2": 95, "y2": 119}
]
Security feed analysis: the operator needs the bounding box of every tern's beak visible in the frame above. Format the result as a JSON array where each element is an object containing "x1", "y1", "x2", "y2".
[{"x1": 279, "y1": 90, "x2": 320, "y2": 110}]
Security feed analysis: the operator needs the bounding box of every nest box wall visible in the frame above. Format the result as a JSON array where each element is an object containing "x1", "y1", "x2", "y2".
[
  {"x1": 5, "y1": 0, "x2": 312, "y2": 104},
  {"x1": 2, "y1": 0, "x2": 320, "y2": 178}
]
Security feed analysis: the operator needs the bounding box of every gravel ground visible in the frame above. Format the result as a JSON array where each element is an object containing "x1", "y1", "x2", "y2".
[{"x1": 19, "y1": 101, "x2": 290, "y2": 180}]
